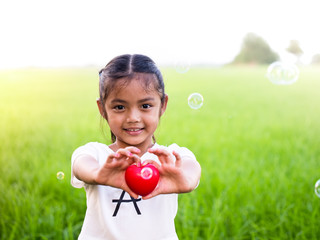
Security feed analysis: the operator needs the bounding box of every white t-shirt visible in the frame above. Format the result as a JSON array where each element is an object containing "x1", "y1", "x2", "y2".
[{"x1": 71, "y1": 142, "x2": 197, "y2": 240}]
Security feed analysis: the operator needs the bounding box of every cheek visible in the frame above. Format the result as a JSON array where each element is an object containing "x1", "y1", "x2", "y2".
[
  {"x1": 105, "y1": 113, "x2": 121, "y2": 127},
  {"x1": 146, "y1": 111, "x2": 161, "y2": 126}
]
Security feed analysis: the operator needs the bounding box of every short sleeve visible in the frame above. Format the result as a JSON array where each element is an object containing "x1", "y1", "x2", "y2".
[
  {"x1": 71, "y1": 142, "x2": 100, "y2": 188},
  {"x1": 167, "y1": 143, "x2": 200, "y2": 188}
]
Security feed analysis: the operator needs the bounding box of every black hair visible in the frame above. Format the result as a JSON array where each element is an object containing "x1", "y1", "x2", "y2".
[{"x1": 98, "y1": 54, "x2": 165, "y2": 143}]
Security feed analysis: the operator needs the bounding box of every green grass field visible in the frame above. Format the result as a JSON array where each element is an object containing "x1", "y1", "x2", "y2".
[{"x1": 1, "y1": 65, "x2": 320, "y2": 239}]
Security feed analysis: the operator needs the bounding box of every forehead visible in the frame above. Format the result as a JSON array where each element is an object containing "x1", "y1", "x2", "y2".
[
  {"x1": 106, "y1": 76, "x2": 162, "y2": 104},
  {"x1": 110, "y1": 73, "x2": 159, "y2": 97}
]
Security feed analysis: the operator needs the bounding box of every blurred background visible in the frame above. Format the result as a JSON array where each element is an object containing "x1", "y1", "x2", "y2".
[
  {"x1": 1, "y1": 0, "x2": 320, "y2": 69},
  {"x1": 1, "y1": 0, "x2": 320, "y2": 239}
]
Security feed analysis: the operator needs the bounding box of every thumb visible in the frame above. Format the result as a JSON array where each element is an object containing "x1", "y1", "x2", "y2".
[
  {"x1": 125, "y1": 187, "x2": 139, "y2": 199},
  {"x1": 141, "y1": 184, "x2": 161, "y2": 200}
]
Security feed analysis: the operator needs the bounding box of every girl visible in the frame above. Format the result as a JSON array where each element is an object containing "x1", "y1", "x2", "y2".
[{"x1": 71, "y1": 54, "x2": 201, "y2": 240}]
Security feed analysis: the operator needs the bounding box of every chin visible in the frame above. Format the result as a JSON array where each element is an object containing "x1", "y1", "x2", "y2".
[{"x1": 127, "y1": 139, "x2": 150, "y2": 147}]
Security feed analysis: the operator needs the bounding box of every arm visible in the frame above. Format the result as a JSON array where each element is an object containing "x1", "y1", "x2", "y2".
[
  {"x1": 72, "y1": 147, "x2": 141, "y2": 198},
  {"x1": 73, "y1": 155, "x2": 102, "y2": 185},
  {"x1": 142, "y1": 148, "x2": 201, "y2": 200},
  {"x1": 178, "y1": 152, "x2": 201, "y2": 191}
]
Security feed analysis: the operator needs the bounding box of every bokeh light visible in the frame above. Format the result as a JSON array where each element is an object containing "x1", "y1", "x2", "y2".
[
  {"x1": 56, "y1": 171, "x2": 65, "y2": 180},
  {"x1": 266, "y1": 61, "x2": 299, "y2": 85},
  {"x1": 188, "y1": 93, "x2": 204, "y2": 109},
  {"x1": 315, "y1": 179, "x2": 320, "y2": 198},
  {"x1": 175, "y1": 60, "x2": 190, "y2": 74}
]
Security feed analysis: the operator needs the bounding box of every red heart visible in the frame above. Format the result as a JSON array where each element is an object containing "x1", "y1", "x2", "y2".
[{"x1": 125, "y1": 163, "x2": 159, "y2": 196}]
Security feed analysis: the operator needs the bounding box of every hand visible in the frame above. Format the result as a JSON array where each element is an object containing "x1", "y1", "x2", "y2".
[
  {"x1": 142, "y1": 148, "x2": 197, "y2": 200},
  {"x1": 94, "y1": 147, "x2": 141, "y2": 198}
]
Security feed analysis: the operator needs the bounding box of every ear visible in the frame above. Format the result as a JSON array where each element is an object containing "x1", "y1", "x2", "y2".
[
  {"x1": 96, "y1": 98, "x2": 106, "y2": 119},
  {"x1": 160, "y1": 94, "x2": 168, "y2": 116}
]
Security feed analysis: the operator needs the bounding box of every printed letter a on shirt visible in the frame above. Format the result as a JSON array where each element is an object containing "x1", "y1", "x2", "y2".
[{"x1": 112, "y1": 190, "x2": 142, "y2": 217}]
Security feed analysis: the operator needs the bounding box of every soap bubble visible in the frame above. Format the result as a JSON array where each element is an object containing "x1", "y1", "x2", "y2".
[
  {"x1": 188, "y1": 93, "x2": 203, "y2": 109},
  {"x1": 56, "y1": 171, "x2": 65, "y2": 180},
  {"x1": 175, "y1": 60, "x2": 190, "y2": 74},
  {"x1": 315, "y1": 179, "x2": 320, "y2": 198},
  {"x1": 266, "y1": 61, "x2": 299, "y2": 85}
]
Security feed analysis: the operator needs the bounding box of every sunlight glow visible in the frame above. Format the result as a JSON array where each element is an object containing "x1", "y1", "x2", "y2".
[{"x1": 0, "y1": 0, "x2": 319, "y2": 69}]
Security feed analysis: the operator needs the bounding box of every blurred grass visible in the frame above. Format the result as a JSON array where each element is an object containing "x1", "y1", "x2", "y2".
[{"x1": 0, "y1": 65, "x2": 319, "y2": 239}]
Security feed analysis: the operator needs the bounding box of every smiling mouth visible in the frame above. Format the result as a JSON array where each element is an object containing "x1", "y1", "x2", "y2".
[{"x1": 124, "y1": 128, "x2": 144, "y2": 135}]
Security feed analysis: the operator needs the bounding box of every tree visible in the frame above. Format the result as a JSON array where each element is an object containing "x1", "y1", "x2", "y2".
[
  {"x1": 232, "y1": 32, "x2": 279, "y2": 64},
  {"x1": 286, "y1": 40, "x2": 303, "y2": 63},
  {"x1": 311, "y1": 54, "x2": 320, "y2": 65}
]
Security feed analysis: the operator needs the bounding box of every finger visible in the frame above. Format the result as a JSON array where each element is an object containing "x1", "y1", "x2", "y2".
[
  {"x1": 142, "y1": 160, "x2": 160, "y2": 169},
  {"x1": 123, "y1": 186, "x2": 139, "y2": 199},
  {"x1": 125, "y1": 146, "x2": 141, "y2": 155},
  {"x1": 127, "y1": 154, "x2": 141, "y2": 165},
  {"x1": 116, "y1": 149, "x2": 135, "y2": 158},
  {"x1": 120, "y1": 181, "x2": 140, "y2": 199},
  {"x1": 142, "y1": 185, "x2": 160, "y2": 200},
  {"x1": 106, "y1": 152, "x2": 118, "y2": 163},
  {"x1": 127, "y1": 189, "x2": 139, "y2": 199},
  {"x1": 148, "y1": 147, "x2": 168, "y2": 156},
  {"x1": 172, "y1": 151, "x2": 182, "y2": 168},
  {"x1": 148, "y1": 148, "x2": 171, "y2": 164}
]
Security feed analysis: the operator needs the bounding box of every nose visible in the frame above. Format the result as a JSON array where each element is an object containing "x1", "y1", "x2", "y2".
[{"x1": 126, "y1": 108, "x2": 141, "y2": 123}]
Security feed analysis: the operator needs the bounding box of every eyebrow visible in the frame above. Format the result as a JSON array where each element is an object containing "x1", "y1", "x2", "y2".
[
  {"x1": 110, "y1": 97, "x2": 156, "y2": 104},
  {"x1": 111, "y1": 99, "x2": 127, "y2": 104},
  {"x1": 138, "y1": 97, "x2": 156, "y2": 103}
]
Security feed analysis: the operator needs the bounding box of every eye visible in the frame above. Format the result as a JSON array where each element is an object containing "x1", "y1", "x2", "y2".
[
  {"x1": 114, "y1": 105, "x2": 125, "y2": 111},
  {"x1": 142, "y1": 104, "x2": 151, "y2": 109}
]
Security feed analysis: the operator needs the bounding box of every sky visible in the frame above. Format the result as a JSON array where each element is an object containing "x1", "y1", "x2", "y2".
[{"x1": 0, "y1": 0, "x2": 319, "y2": 69}]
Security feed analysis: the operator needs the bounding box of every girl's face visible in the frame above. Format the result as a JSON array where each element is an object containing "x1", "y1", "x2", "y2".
[{"x1": 100, "y1": 76, "x2": 168, "y2": 152}]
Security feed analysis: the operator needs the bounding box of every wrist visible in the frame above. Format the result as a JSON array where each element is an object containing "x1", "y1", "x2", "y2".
[{"x1": 92, "y1": 168, "x2": 104, "y2": 185}]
